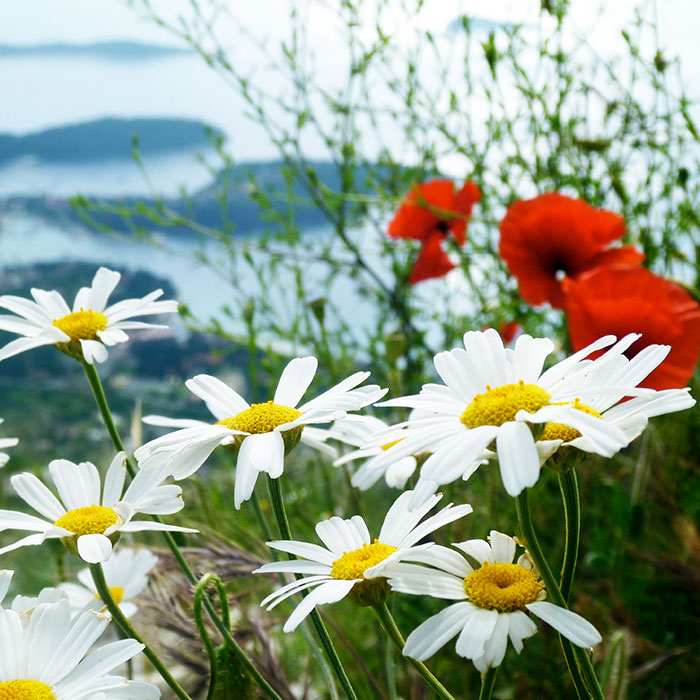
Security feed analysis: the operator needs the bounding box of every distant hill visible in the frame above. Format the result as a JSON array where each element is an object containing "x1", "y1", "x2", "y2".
[
  {"x1": 0, "y1": 118, "x2": 224, "y2": 164},
  {"x1": 0, "y1": 41, "x2": 190, "y2": 60},
  {"x1": 2, "y1": 159, "x2": 389, "y2": 235}
]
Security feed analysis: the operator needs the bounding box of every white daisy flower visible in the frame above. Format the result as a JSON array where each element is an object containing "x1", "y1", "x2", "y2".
[
  {"x1": 0, "y1": 452, "x2": 196, "y2": 563},
  {"x1": 532, "y1": 334, "x2": 695, "y2": 462},
  {"x1": 253, "y1": 490, "x2": 472, "y2": 631},
  {"x1": 135, "y1": 356, "x2": 387, "y2": 508},
  {"x1": 329, "y1": 414, "x2": 426, "y2": 490},
  {"x1": 383, "y1": 531, "x2": 602, "y2": 672},
  {"x1": 59, "y1": 548, "x2": 158, "y2": 619},
  {"x1": 0, "y1": 569, "x2": 68, "y2": 618},
  {"x1": 0, "y1": 266, "x2": 178, "y2": 365},
  {"x1": 0, "y1": 418, "x2": 18, "y2": 468},
  {"x1": 372, "y1": 329, "x2": 679, "y2": 502},
  {"x1": 0, "y1": 598, "x2": 159, "y2": 699}
]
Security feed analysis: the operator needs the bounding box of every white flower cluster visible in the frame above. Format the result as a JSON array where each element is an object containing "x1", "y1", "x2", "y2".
[{"x1": 0, "y1": 266, "x2": 694, "y2": 684}]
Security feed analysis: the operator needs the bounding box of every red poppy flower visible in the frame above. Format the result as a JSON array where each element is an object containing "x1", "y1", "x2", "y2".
[
  {"x1": 564, "y1": 266, "x2": 700, "y2": 390},
  {"x1": 389, "y1": 179, "x2": 481, "y2": 284},
  {"x1": 499, "y1": 192, "x2": 644, "y2": 308}
]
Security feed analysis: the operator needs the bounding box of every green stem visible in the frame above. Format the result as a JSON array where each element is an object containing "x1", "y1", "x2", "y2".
[
  {"x1": 81, "y1": 360, "x2": 283, "y2": 700},
  {"x1": 193, "y1": 575, "x2": 221, "y2": 700},
  {"x1": 558, "y1": 468, "x2": 581, "y2": 602},
  {"x1": 81, "y1": 360, "x2": 132, "y2": 469},
  {"x1": 557, "y1": 468, "x2": 588, "y2": 700},
  {"x1": 515, "y1": 490, "x2": 604, "y2": 700},
  {"x1": 266, "y1": 475, "x2": 359, "y2": 700},
  {"x1": 89, "y1": 563, "x2": 193, "y2": 700},
  {"x1": 373, "y1": 603, "x2": 456, "y2": 700},
  {"x1": 478, "y1": 668, "x2": 498, "y2": 700}
]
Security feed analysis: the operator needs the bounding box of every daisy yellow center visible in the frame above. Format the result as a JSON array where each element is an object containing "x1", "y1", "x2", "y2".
[
  {"x1": 464, "y1": 562, "x2": 542, "y2": 613},
  {"x1": 461, "y1": 380, "x2": 551, "y2": 428},
  {"x1": 217, "y1": 401, "x2": 302, "y2": 434},
  {"x1": 54, "y1": 505, "x2": 118, "y2": 536},
  {"x1": 330, "y1": 540, "x2": 398, "y2": 580},
  {"x1": 52, "y1": 309, "x2": 108, "y2": 341},
  {"x1": 540, "y1": 399, "x2": 603, "y2": 442},
  {"x1": 0, "y1": 679, "x2": 57, "y2": 700}
]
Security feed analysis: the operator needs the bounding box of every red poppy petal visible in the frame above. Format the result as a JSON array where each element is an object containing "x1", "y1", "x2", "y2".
[
  {"x1": 388, "y1": 179, "x2": 456, "y2": 241},
  {"x1": 584, "y1": 245, "x2": 645, "y2": 272},
  {"x1": 590, "y1": 209, "x2": 627, "y2": 245},
  {"x1": 564, "y1": 266, "x2": 700, "y2": 389},
  {"x1": 448, "y1": 180, "x2": 481, "y2": 245},
  {"x1": 499, "y1": 192, "x2": 631, "y2": 309},
  {"x1": 409, "y1": 233, "x2": 456, "y2": 284}
]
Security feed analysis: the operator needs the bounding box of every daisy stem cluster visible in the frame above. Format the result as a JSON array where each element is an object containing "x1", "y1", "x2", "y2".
[
  {"x1": 515, "y1": 489, "x2": 605, "y2": 700},
  {"x1": 265, "y1": 474, "x2": 359, "y2": 700},
  {"x1": 89, "y1": 562, "x2": 194, "y2": 700},
  {"x1": 373, "y1": 602, "x2": 456, "y2": 700},
  {"x1": 83, "y1": 360, "x2": 284, "y2": 700}
]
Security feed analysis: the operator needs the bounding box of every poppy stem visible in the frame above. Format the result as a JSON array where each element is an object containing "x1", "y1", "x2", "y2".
[
  {"x1": 266, "y1": 474, "x2": 359, "y2": 700},
  {"x1": 89, "y1": 562, "x2": 194, "y2": 700},
  {"x1": 81, "y1": 361, "x2": 284, "y2": 700},
  {"x1": 373, "y1": 602, "x2": 457, "y2": 700},
  {"x1": 516, "y1": 490, "x2": 604, "y2": 700}
]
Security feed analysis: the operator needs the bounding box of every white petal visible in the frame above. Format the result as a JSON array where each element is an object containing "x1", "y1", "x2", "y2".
[
  {"x1": 274, "y1": 356, "x2": 318, "y2": 407},
  {"x1": 488, "y1": 531, "x2": 516, "y2": 564},
  {"x1": 81, "y1": 267, "x2": 121, "y2": 311},
  {"x1": 385, "y1": 567, "x2": 467, "y2": 599},
  {"x1": 49, "y1": 460, "x2": 100, "y2": 510},
  {"x1": 80, "y1": 339, "x2": 108, "y2": 364},
  {"x1": 453, "y1": 538, "x2": 492, "y2": 564},
  {"x1": 472, "y1": 613, "x2": 510, "y2": 672},
  {"x1": 507, "y1": 610, "x2": 538, "y2": 653},
  {"x1": 0, "y1": 570, "x2": 14, "y2": 605},
  {"x1": 0, "y1": 295, "x2": 52, "y2": 325},
  {"x1": 102, "y1": 453, "x2": 127, "y2": 505},
  {"x1": 0, "y1": 336, "x2": 56, "y2": 362},
  {"x1": 526, "y1": 601, "x2": 602, "y2": 647},
  {"x1": 186, "y1": 374, "x2": 249, "y2": 419},
  {"x1": 10, "y1": 473, "x2": 65, "y2": 520},
  {"x1": 77, "y1": 534, "x2": 113, "y2": 563},
  {"x1": 496, "y1": 422, "x2": 540, "y2": 496},
  {"x1": 403, "y1": 602, "x2": 473, "y2": 660},
  {"x1": 454, "y1": 607, "x2": 499, "y2": 659},
  {"x1": 263, "y1": 540, "x2": 335, "y2": 566},
  {"x1": 510, "y1": 335, "x2": 554, "y2": 383},
  {"x1": 283, "y1": 580, "x2": 355, "y2": 632}
]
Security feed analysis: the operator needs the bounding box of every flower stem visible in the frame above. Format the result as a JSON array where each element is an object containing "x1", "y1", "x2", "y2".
[
  {"x1": 81, "y1": 361, "x2": 283, "y2": 700},
  {"x1": 81, "y1": 360, "x2": 133, "y2": 471},
  {"x1": 373, "y1": 602, "x2": 456, "y2": 700},
  {"x1": 558, "y1": 468, "x2": 580, "y2": 602},
  {"x1": 266, "y1": 474, "x2": 359, "y2": 700},
  {"x1": 515, "y1": 489, "x2": 604, "y2": 700},
  {"x1": 89, "y1": 563, "x2": 193, "y2": 700},
  {"x1": 478, "y1": 668, "x2": 498, "y2": 700},
  {"x1": 556, "y1": 467, "x2": 588, "y2": 699}
]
